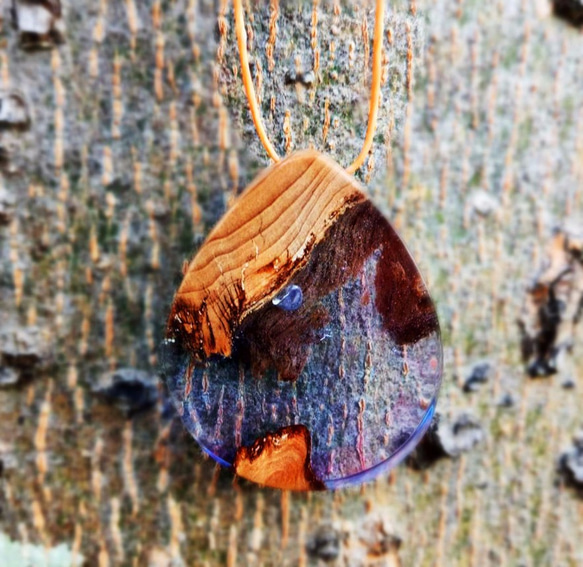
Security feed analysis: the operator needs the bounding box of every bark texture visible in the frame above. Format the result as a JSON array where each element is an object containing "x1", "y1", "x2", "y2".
[{"x1": 0, "y1": 0, "x2": 582, "y2": 565}]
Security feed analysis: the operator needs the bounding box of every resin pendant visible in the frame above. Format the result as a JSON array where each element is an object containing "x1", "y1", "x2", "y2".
[{"x1": 161, "y1": 150, "x2": 443, "y2": 490}]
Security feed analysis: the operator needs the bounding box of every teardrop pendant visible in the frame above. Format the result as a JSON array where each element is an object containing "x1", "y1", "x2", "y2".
[{"x1": 161, "y1": 150, "x2": 442, "y2": 490}]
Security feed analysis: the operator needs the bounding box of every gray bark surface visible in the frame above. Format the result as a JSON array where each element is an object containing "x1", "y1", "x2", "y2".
[{"x1": 0, "y1": 0, "x2": 582, "y2": 565}]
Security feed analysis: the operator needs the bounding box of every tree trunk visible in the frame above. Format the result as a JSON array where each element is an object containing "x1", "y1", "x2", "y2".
[{"x1": 0, "y1": 0, "x2": 582, "y2": 565}]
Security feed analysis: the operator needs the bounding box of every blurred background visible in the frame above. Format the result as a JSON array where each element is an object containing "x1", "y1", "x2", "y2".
[{"x1": 0, "y1": 0, "x2": 582, "y2": 565}]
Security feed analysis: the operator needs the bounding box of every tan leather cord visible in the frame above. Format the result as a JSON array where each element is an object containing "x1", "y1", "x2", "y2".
[
  {"x1": 233, "y1": 0, "x2": 385, "y2": 173},
  {"x1": 233, "y1": 0, "x2": 281, "y2": 163},
  {"x1": 345, "y1": 0, "x2": 385, "y2": 174}
]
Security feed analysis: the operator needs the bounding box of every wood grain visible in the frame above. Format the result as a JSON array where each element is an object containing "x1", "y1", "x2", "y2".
[
  {"x1": 233, "y1": 424, "x2": 325, "y2": 491},
  {"x1": 167, "y1": 150, "x2": 365, "y2": 360},
  {"x1": 239, "y1": 198, "x2": 439, "y2": 381},
  {"x1": 2, "y1": 0, "x2": 582, "y2": 563}
]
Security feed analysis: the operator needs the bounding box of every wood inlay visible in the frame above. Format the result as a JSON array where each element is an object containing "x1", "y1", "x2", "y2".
[
  {"x1": 167, "y1": 150, "x2": 365, "y2": 360},
  {"x1": 237, "y1": 199, "x2": 439, "y2": 381},
  {"x1": 168, "y1": 150, "x2": 438, "y2": 383},
  {"x1": 233, "y1": 424, "x2": 325, "y2": 491}
]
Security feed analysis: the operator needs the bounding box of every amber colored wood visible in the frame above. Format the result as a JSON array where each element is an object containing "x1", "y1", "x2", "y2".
[
  {"x1": 167, "y1": 150, "x2": 366, "y2": 360},
  {"x1": 233, "y1": 424, "x2": 325, "y2": 491}
]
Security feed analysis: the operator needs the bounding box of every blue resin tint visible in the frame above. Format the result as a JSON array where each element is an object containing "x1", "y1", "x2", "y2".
[
  {"x1": 160, "y1": 249, "x2": 442, "y2": 490},
  {"x1": 272, "y1": 284, "x2": 303, "y2": 311}
]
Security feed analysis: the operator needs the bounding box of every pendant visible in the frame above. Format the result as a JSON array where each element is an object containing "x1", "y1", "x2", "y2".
[{"x1": 161, "y1": 149, "x2": 442, "y2": 490}]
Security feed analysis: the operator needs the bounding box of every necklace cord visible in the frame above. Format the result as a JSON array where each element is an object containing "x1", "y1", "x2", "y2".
[
  {"x1": 345, "y1": 0, "x2": 384, "y2": 174},
  {"x1": 233, "y1": 0, "x2": 385, "y2": 173},
  {"x1": 233, "y1": 0, "x2": 281, "y2": 162}
]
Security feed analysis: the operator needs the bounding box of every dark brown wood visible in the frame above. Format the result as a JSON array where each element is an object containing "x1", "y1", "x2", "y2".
[
  {"x1": 239, "y1": 200, "x2": 438, "y2": 381},
  {"x1": 168, "y1": 150, "x2": 438, "y2": 382},
  {"x1": 167, "y1": 150, "x2": 366, "y2": 361}
]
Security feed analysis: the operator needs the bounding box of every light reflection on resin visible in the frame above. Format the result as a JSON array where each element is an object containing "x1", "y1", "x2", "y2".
[
  {"x1": 160, "y1": 246, "x2": 443, "y2": 490},
  {"x1": 161, "y1": 151, "x2": 443, "y2": 491},
  {"x1": 272, "y1": 284, "x2": 303, "y2": 311}
]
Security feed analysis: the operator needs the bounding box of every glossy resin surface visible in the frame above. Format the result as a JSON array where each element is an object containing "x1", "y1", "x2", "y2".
[{"x1": 162, "y1": 150, "x2": 443, "y2": 490}]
